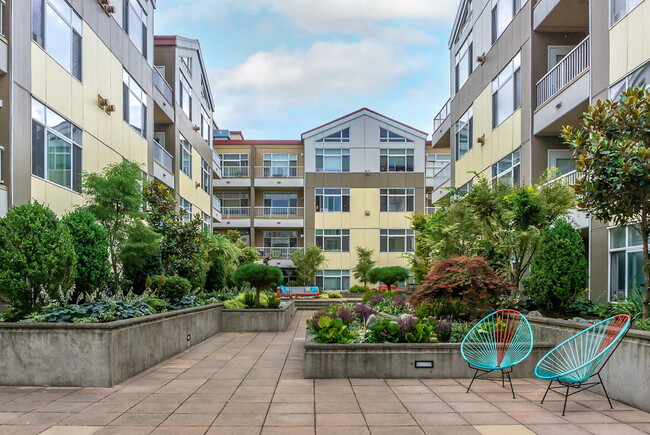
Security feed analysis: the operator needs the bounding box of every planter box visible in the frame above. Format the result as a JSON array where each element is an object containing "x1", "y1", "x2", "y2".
[
  {"x1": 304, "y1": 331, "x2": 554, "y2": 379},
  {"x1": 220, "y1": 301, "x2": 296, "y2": 332},
  {"x1": 0, "y1": 304, "x2": 223, "y2": 387},
  {"x1": 528, "y1": 316, "x2": 650, "y2": 413}
]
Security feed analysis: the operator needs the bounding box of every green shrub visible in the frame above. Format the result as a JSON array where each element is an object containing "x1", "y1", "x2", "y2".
[
  {"x1": 450, "y1": 322, "x2": 474, "y2": 343},
  {"x1": 169, "y1": 295, "x2": 201, "y2": 310},
  {"x1": 205, "y1": 258, "x2": 228, "y2": 292},
  {"x1": 151, "y1": 275, "x2": 192, "y2": 302},
  {"x1": 320, "y1": 293, "x2": 330, "y2": 299},
  {"x1": 224, "y1": 299, "x2": 246, "y2": 309},
  {"x1": 365, "y1": 317, "x2": 437, "y2": 343},
  {"x1": 0, "y1": 202, "x2": 77, "y2": 316},
  {"x1": 348, "y1": 285, "x2": 366, "y2": 293},
  {"x1": 327, "y1": 291, "x2": 342, "y2": 298},
  {"x1": 522, "y1": 219, "x2": 588, "y2": 310},
  {"x1": 410, "y1": 256, "x2": 513, "y2": 320},
  {"x1": 310, "y1": 316, "x2": 357, "y2": 343},
  {"x1": 40, "y1": 299, "x2": 154, "y2": 323},
  {"x1": 123, "y1": 249, "x2": 163, "y2": 294},
  {"x1": 232, "y1": 263, "x2": 283, "y2": 308},
  {"x1": 366, "y1": 266, "x2": 411, "y2": 288},
  {"x1": 144, "y1": 297, "x2": 170, "y2": 313},
  {"x1": 61, "y1": 209, "x2": 110, "y2": 301},
  {"x1": 266, "y1": 293, "x2": 282, "y2": 308}
]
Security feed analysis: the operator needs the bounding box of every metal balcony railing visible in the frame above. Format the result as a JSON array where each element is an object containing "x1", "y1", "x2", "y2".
[
  {"x1": 153, "y1": 140, "x2": 173, "y2": 172},
  {"x1": 425, "y1": 206, "x2": 442, "y2": 214},
  {"x1": 256, "y1": 246, "x2": 303, "y2": 259},
  {"x1": 222, "y1": 166, "x2": 250, "y2": 177},
  {"x1": 432, "y1": 163, "x2": 451, "y2": 189},
  {"x1": 547, "y1": 170, "x2": 578, "y2": 186},
  {"x1": 254, "y1": 207, "x2": 304, "y2": 219},
  {"x1": 153, "y1": 67, "x2": 173, "y2": 105},
  {"x1": 433, "y1": 99, "x2": 451, "y2": 130},
  {"x1": 221, "y1": 207, "x2": 250, "y2": 218},
  {"x1": 536, "y1": 36, "x2": 590, "y2": 107},
  {"x1": 255, "y1": 166, "x2": 304, "y2": 178}
]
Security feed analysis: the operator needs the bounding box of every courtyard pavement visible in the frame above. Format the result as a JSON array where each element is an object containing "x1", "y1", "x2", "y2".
[{"x1": 1, "y1": 311, "x2": 649, "y2": 435}]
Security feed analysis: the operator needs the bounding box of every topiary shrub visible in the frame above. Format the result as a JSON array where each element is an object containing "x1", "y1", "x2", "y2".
[
  {"x1": 410, "y1": 256, "x2": 514, "y2": 320},
  {"x1": 205, "y1": 257, "x2": 227, "y2": 293},
  {"x1": 366, "y1": 266, "x2": 410, "y2": 288},
  {"x1": 522, "y1": 219, "x2": 589, "y2": 310},
  {"x1": 348, "y1": 285, "x2": 366, "y2": 293},
  {"x1": 0, "y1": 202, "x2": 77, "y2": 316},
  {"x1": 232, "y1": 263, "x2": 284, "y2": 308},
  {"x1": 151, "y1": 275, "x2": 191, "y2": 302},
  {"x1": 61, "y1": 209, "x2": 111, "y2": 301}
]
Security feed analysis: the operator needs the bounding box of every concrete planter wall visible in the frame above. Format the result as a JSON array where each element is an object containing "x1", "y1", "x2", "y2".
[
  {"x1": 304, "y1": 331, "x2": 553, "y2": 379},
  {"x1": 0, "y1": 304, "x2": 223, "y2": 388},
  {"x1": 220, "y1": 301, "x2": 296, "y2": 332},
  {"x1": 528, "y1": 316, "x2": 650, "y2": 413}
]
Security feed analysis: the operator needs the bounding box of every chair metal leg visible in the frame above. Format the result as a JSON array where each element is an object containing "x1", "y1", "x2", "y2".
[
  {"x1": 467, "y1": 369, "x2": 479, "y2": 393},
  {"x1": 562, "y1": 385, "x2": 570, "y2": 416},
  {"x1": 541, "y1": 380, "x2": 553, "y2": 404},
  {"x1": 598, "y1": 373, "x2": 614, "y2": 409},
  {"x1": 504, "y1": 370, "x2": 515, "y2": 399},
  {"x1": 501, "y1": 370, "x2": 505, "y2": 387}
]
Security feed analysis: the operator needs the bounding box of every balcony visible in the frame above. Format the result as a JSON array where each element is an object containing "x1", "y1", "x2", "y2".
[
  {"x1": 152, "y1": 141, "x2": 174, "y2": 188},
  {"x1": 425, "y1": 206, "x2": 442, "y2": 214},
  {"x1": 153, "y1": 67, "x2": 173, "y2": 105},
  {"x1": 536, "y1": 37, "x2": 589, "y2": 108},
  {"x1": 431, "y1": 99, "x2": 452, "y2": 149},
  {"x1": 152, "y1": 67, "x2": 174, "y2": 123},
  {"x1": 548, "y1": 170, "x2": 578, "y2": 186},
  {"x1": 212, "y1": 150, "x2": 222, "y2": 179},
  {"x1": 214, "y1": 166, "x2": 251, "y2": 187},
  {"x1": 254, "y1": 166, "x2": 304, "y2": 187},
  {"x1": 433, "y1": 99, "x2": 450, "y2": 131},
  {"x1": 544, "y1": 170, "x2": 588, "y2": 228},
  {"x1": 212, "y1": 196, "x2": 222, "y2": 223},
  {"x1": 253, "y1": 206, "x2": 304, "y2": 227},
  {"x1": 430, "y1": 163, "x2": 451, "y2": 203},
  {"x1": 213, "y1": 206, "x2": 251, "y2": 228},
  {"x1": 256, "y1": 247, "x2": 302, "y2": 260}
]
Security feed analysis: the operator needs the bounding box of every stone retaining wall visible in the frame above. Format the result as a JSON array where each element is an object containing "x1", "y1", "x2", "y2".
[{"x1": 220, "y1": 301, "x2": 296, "y2": 332}]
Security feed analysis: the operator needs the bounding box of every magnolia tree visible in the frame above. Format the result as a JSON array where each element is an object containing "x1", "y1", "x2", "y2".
[{"x1": 563, "y1": 86, "x2": 650, "y2": 318}]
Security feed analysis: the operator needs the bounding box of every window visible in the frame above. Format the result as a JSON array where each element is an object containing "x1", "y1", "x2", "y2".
[
  {"x1": 124, "y1": 0, "x2": 147, "y2": 56},
  {"x1": 492, "y1": 149, "x2": 521, "y2": 186},
  {"x1": 380, "y1": 229, "x2": 415, "y2": 253},
  {"x1": 380, "y1": 149, "x2": 414, "y2": 172},
  {"x1": 200, "y1": 76, "x2": 210, "y2": 104},
  {"x1": 180, "y1": 197, "x2": 192, "y2": 223},
  {"x1": 32, "y1": 0, "x2": 82, "y2": 80},
  {"x1": 317, "y1": 128, "x2": 350, "y2": 143},
  {"x1": 262, "y1": 153, "x2": 299, "y2": 177},
  {"x1": 609, "y1": 60, "x2": 650, "y2": 100},
  {"x1": 201, "y1": 212, "x2": 211, "y2": 231},
  {"x1": 316, "y1": 148, "x2": 350, "y2": 172},
  {"x1": 455, "y1": 106, "x2": 473, "y2": 160},
  {"x1": 427, "y1": 154, "x2": 451, "y2": 177},
  {"x1": 180, "y1": 55, "x2": 192, "y2": 75},
  {"x1": 123, "y1": 69, "x2": 147, "y2": 137},
  {"x1": 315, "y1": 188, "x2": 350, "y2": 212},
  {"x1": 1, "y1": 0, "x2": 6, "y2": 37},
  {"x1": 31, "y1": 98, "x2": 83, "y2": 192},
  {"x1": 548, "y1": 150, "x2": 575, "y2": 177},
  {"x1": 380, "y1": 128, "x2": 413, "y2": 143},
  {"x1": 492, "y1": 0, "x2": 521, "y2": 43},
  {"x1": 453, "y1": 0, "x2": 473, "y2": 44},
  {"x1": 201, "y1": 109, "x2": 211, "y2": 143},
  {"x1": 217, "y1": 192, "x2": 249, "y2": 208},
  {"x1": 611, "y1": 0, "x2": 643, "y2": 25},
  {"x1": 380, "y1": 189, "x2": 415, "y2": 212},
  {"x1": 455, "y1": 34, "x2": 472, "y2": 92},
  {"x1": 609, "y1": 225, "x2": 646, "y2": 301},
  {"x1": 457, "y1": 180, "x2": 473, "y2": 198},
  {"x1": 492, "y1": 52, "x2": 521, "y2": 128},
  {"x1": 201, "y1": 158, "x2": 210, "y2": 193},
  {"x1": 315, "y1": 229, "x2": 350, "y2": 252},
  {"x1": 263, "y1": 193, "x2": 298, "y2": 214},
  {"x1": 316, "y1": 270, "x2": 350, "y2": 291},
  {"x1": 264, "y1": 231, "x2": 298, "y2": 248},
  {"x1": 180, "y1": 74, "x2": 192, "y2": 120},
  {"x1": 221, "y1": 153, "x2": 249, "y2": 177},
  {"x1": 180, "y1": 135, "x2": 192, "y2": 177}
]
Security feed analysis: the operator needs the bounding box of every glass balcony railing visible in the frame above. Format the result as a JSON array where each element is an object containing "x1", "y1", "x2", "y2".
[
  {"x1": 153, "y1": 67, "x2": 173, "y2": 105},
  {"x1": 153, "y1": 140, "x2": 173, "y2": 172},
  {"x1": 432, "y1": 163, "x2": 451, "y2": 189},
  {"x1": 254, "y1": 207, "x2": 304, "y2": 219},
  {"x1": 222, "y1": 166, "x2": 250, "y2": 178},
  {"x1": 255, "y1": 166, "x2": 304, "y2": 178},
  {"x1": 433, "y1": 99, "x2": 451, "y2": 130}
]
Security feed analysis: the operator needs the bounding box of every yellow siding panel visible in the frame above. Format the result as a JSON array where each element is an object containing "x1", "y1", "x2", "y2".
[{"x1": 609, "y1": 2, "x2": 650, "y2": 83}]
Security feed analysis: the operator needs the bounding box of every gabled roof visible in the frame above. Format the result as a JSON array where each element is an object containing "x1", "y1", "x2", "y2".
[{"x1": 301, "y1": 108, "x2": 428, "y2": 140}]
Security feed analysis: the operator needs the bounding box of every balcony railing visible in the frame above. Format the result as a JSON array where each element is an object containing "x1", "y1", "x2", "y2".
[
  {"x1": 212, "y1": 195, "x2": 222, "y2": 212},
  {"x1": 547, "y1": 170, "x2": 578, "y2": 186},
  {"x1": 221, "y1": 207, "x2": 250, "y2": 218},
  {"x1": 536, "y1": 36, "x2": 590, "y2": 107},
  {"x1": 255, "y1": 166, "x2": 304, "y2": 178},
  {"x1": 212, "y1": 150, "x2": 222, "y2": 169},
  {"x1": 433, "y1": 99, "x2": 451, "y2": 130},
  {"x1": 222, "y1": 166, "x2": 250, "y2": 178},
  {"x1": 153, "y1": 67, "x2": 173, "y2": 105},
  {"x1": 432, "y1": 163, "x2": 451, "y2": 189},
  {"x1": 256, "y1": 246, "x2": 303, "y2": 259},
  {"x1": 153, "y1": 140, "x2": 173, "y2": 172},
  {"x1": 0, "y1": 0, "x2": 6, "y2": 38},
  {"x1": 425, "y1": 206, "x2": 442, "y2": 214},
  {"x1": 254, "y1": 206, "x2": 304, "y2": 219}
]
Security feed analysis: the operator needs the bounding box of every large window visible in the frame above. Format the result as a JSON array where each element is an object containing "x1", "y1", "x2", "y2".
[
  {"x1": 611, "y1": 0, "x2": 643, "y2": 25},
  {"x1": 380, "y1": 189, "x2": 415, "y2": 212},
  {"x1": 492, "y1": 149, "x2": 521, "y2": 186},
  {"x1": 316, "y1": 149, "x2": 350, "y2": 172},
  {"x1": 317, "y1": 128, "x2": 350, "y2": 143},
  {"x1": 455, "y1": 34, "x2": 472, "y2": 93},
  {"x1": 262, "y1": 153, "x2": 298, "y2": 177},
  {"x1": 380, "y1": 128, "x2": 413, "y2": 143},
  {"x1": 201, "y1": 212, "x2": 211, "y2": 232},
  {"x1": 427, "y1": 154, "x2": 451, "y2": 171},
  {"x1": 315, "y1": 229, "x2": 350, "y2": 252},
  {"x1": 380, "y1": 149, "x2": 414, "y2": 172},
  {"x1": 217, "y1": 192, "x2": 249, "y2": 209},
  {"x1": 315, "y1": 188, "x2": 350, "y2": 212},
  {"x1": 221, "y1": 153, "x2": 249, "y2": 177},
  {"x1": 609, "y1": 225, "x2": 646, "y2": 301},
  {"x1": 492, "y1": 0, "x2": 522, "y2": 43},
  {"x1": 31, "y1": 98, "x2": 82, "y2": 192},
  {"x1": 609, "y1": 60, "x2": 650, "y2": 100},
  {"x1": 201, "y1": 158, "x2": 210, "y2": 193},
  {"x1": 263, "y1": 231, "x2": 298, "y2": 248},
  {"x1": 179, "y1": 74, "x2": 192, "y2": 120},
  {"x1": 124, "y1": 0, "x2": 147, "y2": 56},
  {"x1": 492, "y1": 53, "x2": 521, "y2": 128},
  {"x1": 180, "y1": 135, "x2": 192, "y2": 177},
  {"x1": 316, "y1": 270, "x2": 350, "y2": 291},
  {"x1": 380, "y1": 229, "x2": 415, "y2": 253},
  {"x1": 123, "y1": 69, "x2": 147, "y2": 137},
  {"x1": 201, "y1": 109, "x2": 211, "y2": 143},
  {"x1": 263, "y1": 193, "x2": 298, "y2": 215},
  {"x1": 455, "y1": 106, "x2": 473, "y2": 160},
  {"x1": 32, "y1": 0, "x2": 82, "y2": 81},
  {"x1": 180, "y1": 197, "x2": 192, "y2": 223}
]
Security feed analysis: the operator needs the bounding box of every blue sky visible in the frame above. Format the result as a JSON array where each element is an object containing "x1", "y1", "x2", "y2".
[{"x1": 155, "y1": 1, "x2": 461, "y2": 139}]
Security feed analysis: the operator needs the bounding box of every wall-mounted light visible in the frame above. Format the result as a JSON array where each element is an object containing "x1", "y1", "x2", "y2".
[
  {"x1": 365, "y1": 210, "x2": 370, "y2": 216},
  {"x1": 99, "y1": 0, "x2": 116, "y2": 14},
  {"x1": 476, "y1": 53, "x2": 486, "y2": 65},
  {"x1": 193, "y1": 125, "x2": 201, "y2": 132},
  {"x1": 98, "y1": 95, "x2": 116, "y2": 115},
  {"x1": 477, "y1": 134, "x2": 485, "y2": 146},
  {"x1": 364, "y1": 170, "x2": 371, "y2": 176}
]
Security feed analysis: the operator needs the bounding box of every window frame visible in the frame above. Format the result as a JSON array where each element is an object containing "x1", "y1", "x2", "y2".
[
  {"x1": 455, "y1": 106, "x2": 473, "y2": 160},
  {"x1": 179, "y1": 73, "x2": 192, "y2": 120},
  {"x1": 200, "y1": 158, "x2": 210, "y2": 193},
  {"x1": 492, "y1": 52, "x2": 522, "y2": 128},
  {"x1": 315, "y1": 188, "x2": 350, "y2": 213},
  {"x1": 201, "y1": 212, "x2": 211, "y2": 231},
  {"x1": 179, "y1": 197, "x2": 192, "y2": 223},
  {"x1": 316, "y1": 269, "x2": 350, "y2": 291},
  {"x1": 380, "y1": 229, "x2": 415, "y2": 253},
  {"x1": 221, "y1": 153, "x2": 249, "y2": 177},
  {"x1": 316, "y1": 128, "x2": 350, "y2": 143},
  {"x1": 380, "y1": 148, "x2": 415, "y2": 172},
  {"x1": 380, "y1": 188, "x2": 415, "y2": 212},
  {"x1": 610, "y1": 0, "x2": 643, "y2": 26},
  {"x1": 455, "y1": 33, "x2": 472, "y2": 93},
  {"x1": 201, "y1": 109, "x2": 211, "y2": 143},
  {"x1": 180, "y1": 134, "x2": 192, "y2": 178},
  {"x1": 379, "y1": 127, "x2": 413, "y2": 143},
  {"x1": 124, "y1": 0, "x2": 147, "y2": 57},
  {"x1": 315, "y1": 148, "x2": 350, "y2": 172},
  {"x1": 608, "y1": 224, "x2": 646, "y2": 302},
  {"x1": 315, "y1": 229, "x2": 350, "y2": 252},
  {"x1": 491, "y1": 149, "x2": 521, "y2": 186},
  {"x1": 123, "y1": 69, "x2": 147, "y2": 137},
  {"x1": 263, "y1": 230, "x2": 299, "y2": 248},
  {"x1": 216, "y1": 192, "x2": 249, "y2": 208}
]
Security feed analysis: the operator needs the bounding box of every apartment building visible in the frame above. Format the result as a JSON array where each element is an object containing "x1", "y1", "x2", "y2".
[
  {"x1": 0, "y1": 0, "x2": 220, "y2": 226},
  {"x1": 213, "y1": 109, "x2": 428, "y2": 290},
  {"x1": 434, "y1": 0, "x2": 648, "y2": 302}
]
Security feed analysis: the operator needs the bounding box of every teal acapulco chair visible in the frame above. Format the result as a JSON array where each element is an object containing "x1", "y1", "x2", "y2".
[
  {"x1": 535, "y1": 314, "x2": 631, "y2": 415},
  {"x1": 461, "y1": 309, "x2": 533, "y2": 398}
]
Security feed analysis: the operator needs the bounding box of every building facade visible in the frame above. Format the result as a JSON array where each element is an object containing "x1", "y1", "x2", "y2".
[
  {"x1": 434, "y1": 0, "x2": 648, "y2": 302},
  {"x1": 214, "y1": 109, "x2": 430, "y2": 290}
]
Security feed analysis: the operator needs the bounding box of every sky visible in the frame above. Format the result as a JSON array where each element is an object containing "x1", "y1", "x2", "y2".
[{"x1": 155, "y1": 0, "x2": 461, "y2": 139}]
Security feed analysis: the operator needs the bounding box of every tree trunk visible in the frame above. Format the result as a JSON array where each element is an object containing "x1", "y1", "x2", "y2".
[
  {"x1": 255, "y1": 289, "x2": 261, "y2": 309},
  {"x1": 641, "y1": 210, "x2": 650, "y2": 319}
]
